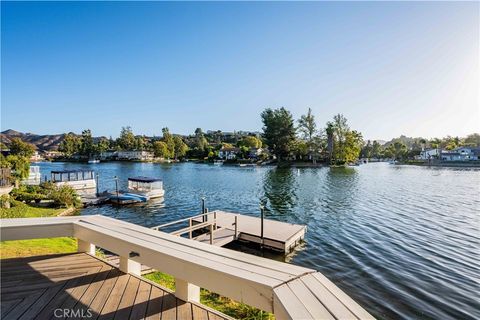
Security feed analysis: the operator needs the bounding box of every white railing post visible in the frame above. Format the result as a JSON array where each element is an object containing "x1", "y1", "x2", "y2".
[
  {"x1": 77, "y1": 239, "x2": 95, "y2": 255},
  {"x1": 119, "y1": 256, "x2": 141, "y2": 276},
  {"x1": 189, "y1": 218, "x2": 192, "y2": 239},
  {"x1": 175, "y1": 278, "x2": 200, "y2": 303}
]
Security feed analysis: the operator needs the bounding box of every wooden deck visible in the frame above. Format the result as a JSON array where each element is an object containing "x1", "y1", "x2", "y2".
[
  {"x1": 0, "y1": 253, "x2": 231, "y2": 320},
  {"x1": 192, "y1": 211, "x2": 306, "y2": 252}
]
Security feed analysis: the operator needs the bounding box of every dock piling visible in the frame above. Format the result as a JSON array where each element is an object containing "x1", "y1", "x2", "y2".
[{"x1": 260, "y1": 205, "x2": 265, "y2": 249}]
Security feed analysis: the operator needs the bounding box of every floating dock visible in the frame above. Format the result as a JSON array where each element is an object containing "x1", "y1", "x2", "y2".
[{"x1": 154, "y1": 210, "x2": 306, "y2": 253}]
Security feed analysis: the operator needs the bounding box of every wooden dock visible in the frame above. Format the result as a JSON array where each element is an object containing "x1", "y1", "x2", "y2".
[{"x1": 156, "y1": 210, "x2": 306, "y2": 253}]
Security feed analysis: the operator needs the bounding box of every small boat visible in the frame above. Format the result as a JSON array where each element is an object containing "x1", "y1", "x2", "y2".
[
  {"x1": 127, "y1": 176, "x2": 164, "y2": 199},
  {"x1": 88, "y1": 159, "x2": 100, "y2": 164},
  {"x1": 108, "y1": 192, "x2": 147, "y2": 205},
  {"x1": 213, "y1": 160, "x2": 224, "y2": 165}
]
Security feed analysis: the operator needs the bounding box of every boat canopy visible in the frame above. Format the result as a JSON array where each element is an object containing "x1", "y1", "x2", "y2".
[
  {"x1": 128, "y1": 176, "x2": 162, "y2": 191},
  {"x1": 51, "y1": 170, "x2": 95, "y2": 182}
]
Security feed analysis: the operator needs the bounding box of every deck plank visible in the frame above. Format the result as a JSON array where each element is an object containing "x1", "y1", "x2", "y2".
[
  {"x1": 177, "y1": 299, "x2": 193, "y2": 320},
  {"x1": 145, "y1": 286, "x2": 164, "y2": 320},
  {"x1": 113, "y1": 276, "x2": 141, "y2": 319},
  {"x1": 160, "y1": 292, "x2": 177, "y2": 320},
  {"x1": 0, "y1": 253, "x2": 233, "y2": 320},
  {"x1": 97, "y1": 274, "x2": 131, "y2": 320},
  {"x1": 129, "y1": 280, "x2": 152, "y2": 320},
  {"x1": 191, "y1": 304, "x2": 209, "y2": 320}
]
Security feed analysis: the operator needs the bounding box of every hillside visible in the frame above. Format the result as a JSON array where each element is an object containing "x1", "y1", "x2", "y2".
[{"x1": 0, "y1": 129, "x2": 66, "y2": 151}]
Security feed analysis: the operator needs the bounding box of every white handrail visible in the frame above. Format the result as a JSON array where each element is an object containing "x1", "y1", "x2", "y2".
[{"x1": 0, "y1": 215, "x2": 374, "y2": 320}]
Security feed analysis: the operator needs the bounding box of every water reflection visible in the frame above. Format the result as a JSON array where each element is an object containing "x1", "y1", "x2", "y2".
[
  {"x1": 261, "y1": 167, "x2": 297, "y2": 216},
  {"x1": 33, "y1": 161, "x2": 480, "y2": 320}
]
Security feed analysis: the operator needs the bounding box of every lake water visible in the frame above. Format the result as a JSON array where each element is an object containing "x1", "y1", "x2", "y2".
[{"x1": 35, "y1": 161, "x2": 480, "y2": 320}]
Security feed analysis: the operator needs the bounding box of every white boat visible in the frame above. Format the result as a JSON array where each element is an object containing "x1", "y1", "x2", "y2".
[
  {"x1": 127, "y1": 176, "x2": 164, "y2": 199},
  {"x1": 23, "y1": 166, "x2": 41, "y2": 185},
  {"x1": 88, "y1": 159, "x2": 100, "y2": 164},
  {"x1": 51, "y1": 170, "x2": 97, "y2": 191},
  {"x1": 213, "y1": 160, "x2": 224, "y2": 165}
]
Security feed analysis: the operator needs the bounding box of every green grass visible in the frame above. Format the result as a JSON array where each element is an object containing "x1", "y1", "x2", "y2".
[
  {"x1": 0, "y1": 200, "x2": 77, "y2": 259},
  {"x1": 144, "y1": 271, "x2": 274, "y2": 320},
  {"x1": 0, "y1": 237, "x2": 77, "y2": 259},
  {"x1": 0, "y1": 200, "x2": 66, "y2": 219}
]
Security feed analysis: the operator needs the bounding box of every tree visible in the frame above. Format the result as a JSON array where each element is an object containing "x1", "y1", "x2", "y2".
[
  {"x1": 327, "y1": 114, "x2": 364, "y2": 164},
  {"x1": 135, "y1": 136, "x2": 146, "y2": 151},
  {"x1": 95, "y1": 138, "x2": 110, "y2": 154},
  {"x1": 385, "y1": 142, "x2": 408, "y2": 160},
  {"x1": 464, "y1": 133, "x2": 480, "y2": 147},
  {"x1": 162, "y1": 128, "x2": 175, "y2": 159},
  {"x1": 361, "y1": 140, "x2": 373, "y2": 159},
  {"x1": 9, "y1": 138, "x2": 35, "y2": 158},
  {"x1": 343, "y1": 130, "x2": 363, "y2": 163},
  {"x1": 238, "y1": 136, "x2": 262, "y2": 149},
  {"x1": 80, "y1": 129, "x2": 94, "y2": 157},
  {"x1": 290, "y1": 139, "x2": 308, "y2": 160},
  {"x1": 298, "y1": 108, "x2": 320, "y2": 162},
  {"x1": 330, "y1": 114, "x2": 350, "y2": 164},
  {"x1": 173, "y1": 136, "x2": 188, "y2": 159},
  {"x1": 372, "y1": 140, "x2": 382, "y2": 158},
  {"x1": 5, "y1": 155, "x2": 30, "y2": 184},
  {"x1": 153, "y1": 141, "x2": 169, "y2": 158},
  {"x1": 59, "y1": 133, "x2": 81, "y2": 157},
  {"x1": 261, "y1": 108, "x2": 296, "y2": 161},
  {"x1": 325, "y1": 122, "x2": 335, "y2": 163},
  {"x1": 117, "y1": 127, "x2": 136, "y2": 150}
]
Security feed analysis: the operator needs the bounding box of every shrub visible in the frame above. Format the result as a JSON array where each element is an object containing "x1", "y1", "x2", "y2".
[
  {"x1": 0, "y1": 199, "x2": 28, "y2": 218},
  {"x1": 48, "y1": 185, "x2": 81, "y2": 208}
]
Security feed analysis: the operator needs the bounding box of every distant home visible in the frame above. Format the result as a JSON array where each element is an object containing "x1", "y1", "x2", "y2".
[
  {"x1": 249, "y1": 147, "x2": 266, "y2": 159},
  {"x1": 218, "y1": 147, "x2": 241, "y2": 160},
  {"x1": 100, "y1": 150, "x2": 154, "y2": 161},
  {"x1": 218, "y1": 147, "x2": 266, "y2": 160},
  {"x1": 43, "y1": 150, "x2": 62, "y2": 159},
  {"x1": 419, "y1": 148, "x2": 440, "y2": 160},
  {"x1": 441, "y1": 147, "x2": 480, "y2": 161}
]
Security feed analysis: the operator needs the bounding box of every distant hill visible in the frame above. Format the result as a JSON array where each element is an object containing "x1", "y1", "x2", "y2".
[{"x1": 0, "y1": 129, "x2": 67, "y2": 151}]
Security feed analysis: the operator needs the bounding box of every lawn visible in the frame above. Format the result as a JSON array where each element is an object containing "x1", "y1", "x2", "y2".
[
  {"x1": 144, "y1": 271, "x2": 274, "y2": 320},
  {"x1": 0, "y1": 200, "x2": 67, "y2": 219},
  {"x1": 0, "y1": 200, "x2": 77, "y2": 258}
]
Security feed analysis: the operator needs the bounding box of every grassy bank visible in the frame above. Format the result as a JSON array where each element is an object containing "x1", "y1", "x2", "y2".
[
  {"x1": 144, "y1": 271, "x2": 274, "y2": 320},
  {"x1": 0, "y1": 199, "x2": 66, "y2": 219}
]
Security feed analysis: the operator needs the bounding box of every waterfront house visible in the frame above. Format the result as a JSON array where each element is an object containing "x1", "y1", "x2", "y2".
[
  {"x1": 419, "y1": 148, "x2": 440, "y2": 160},
  {"x1": 30, "y1": 150, "x2": 43, "y2": 162},
  {"x1": 248, "y1": 147, "x2": 265, "y2": 159},
  {"x1": 441, "y1": 147, "x2": 480, "y2": 161},
  {"x1": 99, "y1": 150, "x2": 118, "y2": 160},
  {"x1": 117, "y1": 150, "x2": 154, "y2": 161},
  {"x1": 43, "y1": 150, "x2": 62, "y2": 159},
  {"x1": 218, "y1": 147, "x2": 241, "y2": 160}
]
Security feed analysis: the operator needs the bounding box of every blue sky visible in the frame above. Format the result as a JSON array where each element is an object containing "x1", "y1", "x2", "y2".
[{"x1": 1, "y1": 1, "x2": 478, "y2": 140}]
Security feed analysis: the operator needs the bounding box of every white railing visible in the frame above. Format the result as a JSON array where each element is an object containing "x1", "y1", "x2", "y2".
[
  {"x1": 0, "y1": 215, "x2": 374, "y2": 320},
  {"x1": 152, "y1": 211, "x2": 238, "y2": 244}
]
